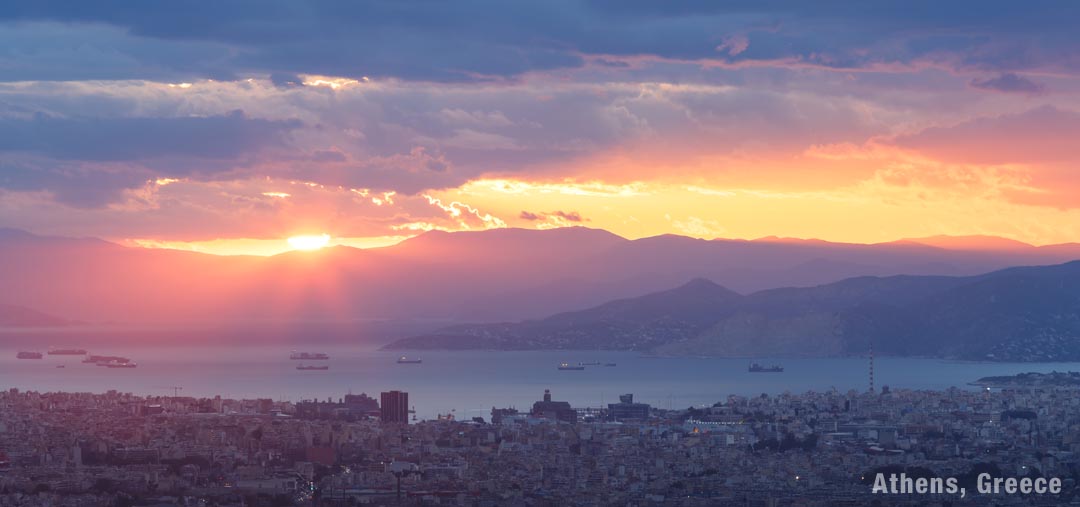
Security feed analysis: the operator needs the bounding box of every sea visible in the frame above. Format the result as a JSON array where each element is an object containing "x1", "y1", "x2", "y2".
[{"x1": 3, "y1": 330, "x2": 1079, "y2": 420}]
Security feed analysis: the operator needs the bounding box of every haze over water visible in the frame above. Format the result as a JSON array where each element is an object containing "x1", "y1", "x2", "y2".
[{"x1": 4, "y1": 339, "x2": 1076, "y2": 419}]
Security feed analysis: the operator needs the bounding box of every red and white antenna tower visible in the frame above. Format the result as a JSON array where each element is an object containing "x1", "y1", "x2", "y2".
[{"x1": 868, "y1": 342, "x2": 875, "y2": 393}]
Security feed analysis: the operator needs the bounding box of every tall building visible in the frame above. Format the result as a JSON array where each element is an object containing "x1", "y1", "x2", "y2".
[
  {"x1": 345, "y1": 393, "x2": 380, "y2": 416},
  {"x1": 380, "y1": 390, "x2": 409, "y2": 424},
  {"x1": 607, "y1": 393, "x2": 650, "y2": 421},
  {"x1": 531, "y1": 389, "x2": 576, "y2": 423},
  {"x1": 490, "y1": 406, "x2": 519, "y2": 425}
]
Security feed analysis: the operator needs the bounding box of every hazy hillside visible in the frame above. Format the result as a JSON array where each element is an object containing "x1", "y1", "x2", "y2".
[
  {"x1": 394, "y1": 279, "x2": 741, "y2": 350},
  {"x1": 0, "y1": 303, "x2": 71, "y2": 327},
  {"x1": 1, "y1": 227, "x2": 1079, "y2": 327},
  {"x1": 388, "y1": 261, "x2": 1080, "y2": 362},
  {"x1": 893, "y1": 262, "x2": 1080, "y2": 360}
]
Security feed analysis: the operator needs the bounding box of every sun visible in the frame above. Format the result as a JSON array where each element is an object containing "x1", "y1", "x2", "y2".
[{"x1": 287, "y1": 234, "x2": 331, "y2": 251}]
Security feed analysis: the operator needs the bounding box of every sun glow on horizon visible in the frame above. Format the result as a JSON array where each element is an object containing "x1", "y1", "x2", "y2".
[
  {"x1": 119, "y1": 235, "x2": 408, "y2": 256},
  {"x1": 287, "y1": 234, "x2": 331, "y2": 251}
]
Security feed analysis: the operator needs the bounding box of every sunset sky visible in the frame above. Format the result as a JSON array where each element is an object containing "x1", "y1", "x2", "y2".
[{"x1": 3, "y1": 2, "x2": 1080, "y2": 255}]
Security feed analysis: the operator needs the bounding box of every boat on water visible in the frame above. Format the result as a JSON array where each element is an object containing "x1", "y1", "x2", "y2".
[
  {"x1": 86, "y1": 355, "x2": 130, "y2": 365},
  {"x1": 558, "y1": 362, "x2": 585, "y2": 371},
  {"x1": 748, "y1": 362, "x2": 784, "y2": 373},
  {"x1": 83, "y1": 356, "x2": 128, "y2": 363},
  {"x1": 296, "y1": 364, "x2": 329, "y2": 371},
  {"x1": 604, "y1": 363, "x2": 617, "y2": 367},
  {"x1": 290, "y1": 351, "x2": 329, "y2": 360},
  {"x1": 578, "y1": 361, "x2": 601, "y2": 366},
  {"x1": 47, "y1": 348, "x2": 87, "y2": 355},
  {"x1": 105, "y1": 361, "x2": 137, "y2": 368},
  {"x1": 16, "y1": 351, "x2": 43, "y2": 360},
  {"x1": 56, "y1": 365, "x2": 66, "y2": 368},
  {"x1": 397, "y1": 356, "x2": 422, "y2": 364}
]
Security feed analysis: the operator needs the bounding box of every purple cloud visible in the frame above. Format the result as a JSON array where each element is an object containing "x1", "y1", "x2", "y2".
[
  {"x1": 3, "y1": 2, "x2": 1080, "y2": 82},
  {"x1": 520, "y1": 210, "x2": 587, "y2": 222},
  {"x1": 0, "y1": 111, "x2": 299, "y2": 161},
  {"x1": 970, "y1": 73, "x2": 1047, "y2": 95}
]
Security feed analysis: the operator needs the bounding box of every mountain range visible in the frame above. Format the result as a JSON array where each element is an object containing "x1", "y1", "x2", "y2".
[
  {"x1": 386, "y1": 261, "x2": 1080, "y2": 362},
  {"x1": 1, "y1": 227, "x2": 1079, "y2": 339},
  {"x1": 0, "y1": 303, "x2": 72, "y2": 328}
]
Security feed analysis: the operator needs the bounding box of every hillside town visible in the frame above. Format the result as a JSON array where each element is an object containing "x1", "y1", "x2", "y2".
[{"x1": 2, "y1": 383, "x2": 1079, "y2": 506}]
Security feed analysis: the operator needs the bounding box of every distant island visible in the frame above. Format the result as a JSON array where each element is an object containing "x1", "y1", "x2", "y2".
[
  {"x1": 972, "y1": 371, "x2": 1080, "y2": 388},
  {"x1": 386, "y1": 260, "x2": 1080, "y2": 362}
]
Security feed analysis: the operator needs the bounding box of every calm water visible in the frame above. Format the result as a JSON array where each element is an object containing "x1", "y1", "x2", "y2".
[{"x1": 3, "y1": 342, "x2": 1079, "y2": 420}]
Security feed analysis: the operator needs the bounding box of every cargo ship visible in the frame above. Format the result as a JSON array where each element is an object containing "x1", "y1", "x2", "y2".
[
  {"x1": 604, "y1": 363, "x2": 617, "y2": 367},
  {"x1": 105, "y1": 361, "x2": 137, "y2": 368},
  {"x1": 558, "y1": 362, "x2": 585, "y2": 370},
  {"x1": 396, "y1": 356, "x2": 422, "y2": 364},
  {"x1": 16, "y1": 351, "x2": 43, "y2": 359},
  {"x1": 85, "y1": 355, "x2": 130, "y2": 365},
  {"x1": 748, "y1": 363, "x2": 784, "y2": 373},
  {"x1": 290, "y1": 351, "x2": 329, "y2": 360},
  {"x1": 296, "y1": 364, "x2": 329, "y2": 371},
  {"x1": 47, "y1": 348, "x2": 87, "y2": 355}
]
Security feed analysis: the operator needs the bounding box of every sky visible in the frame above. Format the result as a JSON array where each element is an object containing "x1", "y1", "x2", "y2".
[{"x1": 3, "y1": 1, "x2": 1080, "y2": 255}]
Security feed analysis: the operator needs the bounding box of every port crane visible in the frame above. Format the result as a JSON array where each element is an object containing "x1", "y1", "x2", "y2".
[{"x1": 155, "y1": 386, "x2": 183, "y2": 397}]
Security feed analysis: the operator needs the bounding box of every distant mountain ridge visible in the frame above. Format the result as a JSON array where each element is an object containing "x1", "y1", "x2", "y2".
[
  {"x1": 386, "y1": 261, "x2": 1080, "y2": 362},
  {"x1": 0, "y1": 303, "x2": 72, "y2": 327},
  {"x1": 1, "y1": 226, "x2": 1078, "y2": 328},
  {"x1": 894, "y1": 235, "x2": 1046, "y2": 251}
]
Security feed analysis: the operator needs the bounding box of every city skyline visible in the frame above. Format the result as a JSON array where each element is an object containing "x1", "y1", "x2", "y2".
[{"x1": 2, "y1": 377, "x2": 1075, "y2": 505}]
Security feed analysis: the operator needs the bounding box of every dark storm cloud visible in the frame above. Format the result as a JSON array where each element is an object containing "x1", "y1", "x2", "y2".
[
  {"x1": 0, "y1": 110, "x2": 301, "y2": 208},
  {"x1": 969, "y1": 73, "x2": 1047, "y2": 95},
  {"x1": 3, "y1": 0, "x2": 1080, "y2": 216},
  {"x1": 0, "y1": 22, "x2": 235, "y2": 82},
  {"x1": 0, "y1": 158, "x2": 151, "y2": 208},
  {"x1": 278, "y1": 146, "x2": 462, "y2": 196},
  {"x1": 3, "y1": 1, "x2": 1080, "y2": 82},
  {"x1": 0, "y1": 111, "x2": 300, "y2": 161}
]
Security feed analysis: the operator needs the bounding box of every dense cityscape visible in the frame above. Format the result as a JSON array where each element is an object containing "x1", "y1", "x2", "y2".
[{"x1": 2, "y1": 379, "x2": 1079, "y2": 506}]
